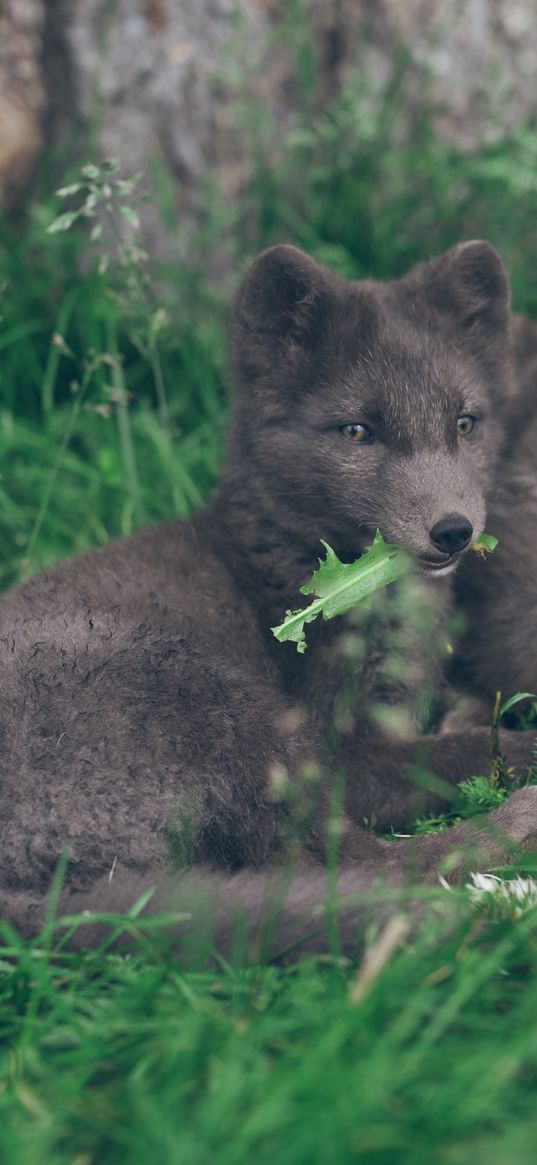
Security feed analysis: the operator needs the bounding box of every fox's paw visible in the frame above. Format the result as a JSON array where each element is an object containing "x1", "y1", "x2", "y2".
[
  {"x1": 412, "y1": 785, "x2": 537, "y2": 882},
  {"x1": 488, "y1": 785, "x2": 537, "y2": 848}
]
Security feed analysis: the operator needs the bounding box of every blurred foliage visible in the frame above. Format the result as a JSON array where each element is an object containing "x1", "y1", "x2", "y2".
[{"x1": 1, "y1": 42, "x2": 537, "y2": 589}]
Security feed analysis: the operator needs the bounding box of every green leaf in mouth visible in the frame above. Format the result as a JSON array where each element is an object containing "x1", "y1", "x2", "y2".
[{"x1": 272, "y1": 529, "x2": 499, "y2": 653}]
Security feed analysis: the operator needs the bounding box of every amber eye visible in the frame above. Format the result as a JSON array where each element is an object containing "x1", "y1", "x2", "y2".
[
  {"x1": 457, "y1": 415, "x2": 476, "y2": 436},
  {"x1": 339, "y1": 423, "x2": 373, "y2": 443}
]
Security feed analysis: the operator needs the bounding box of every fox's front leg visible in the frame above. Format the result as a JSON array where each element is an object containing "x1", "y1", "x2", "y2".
[{"x1": 334, "y1": 727, "x2": 535, "y2": 834}]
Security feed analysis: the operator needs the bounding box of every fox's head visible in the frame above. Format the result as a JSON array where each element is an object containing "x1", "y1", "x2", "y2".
[{"x1": 230, "y1": 241, "x2": 514, "y2": 574}]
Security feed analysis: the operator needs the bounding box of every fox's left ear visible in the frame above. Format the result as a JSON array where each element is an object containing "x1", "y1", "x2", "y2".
[
  {"x1": 442, "y1": 240, "x2": 511, "y2": 334},
  {"x1": 231, "y1": 245, "x2": 338, "y2": 390}
]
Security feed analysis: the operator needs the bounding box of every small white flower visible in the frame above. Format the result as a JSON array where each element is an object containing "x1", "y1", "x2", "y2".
[
  {"x1": 465, "y1": 872, "x2": 537, "y2": 917},
  {"x1": 439, "y1": 872, "x2": 537, "y2": 917},
  {"x1": 468, "y1": 872, "x2": 502, "y2": 899}
]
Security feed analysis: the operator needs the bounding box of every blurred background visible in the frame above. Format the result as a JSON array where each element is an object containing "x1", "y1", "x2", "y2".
[{"x1": 1, "y1": 0, "x2": 537, "y2": 587}]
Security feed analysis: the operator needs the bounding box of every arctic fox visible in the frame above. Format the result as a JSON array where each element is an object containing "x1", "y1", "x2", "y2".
[{"x1": 2, "y1": 241, "x2": 537, "y2": 958}]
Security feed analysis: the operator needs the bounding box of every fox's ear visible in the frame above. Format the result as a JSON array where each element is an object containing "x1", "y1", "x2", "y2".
[
  {"x1": 443, "y1": 240, "x2": 511, "y2": 333},
  {"x1": 232, "y1": 245, "x2": 334, "y2": 382}
]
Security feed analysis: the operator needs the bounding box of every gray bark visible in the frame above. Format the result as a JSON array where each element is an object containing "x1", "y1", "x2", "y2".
[{"x1": 1, "y1": 1, "x2": 537, "y2": 256}]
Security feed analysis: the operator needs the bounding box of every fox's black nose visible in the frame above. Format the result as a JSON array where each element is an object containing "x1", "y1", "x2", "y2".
[{"x1": 429, "y1": 514, "x2": 473, "y2": 556}]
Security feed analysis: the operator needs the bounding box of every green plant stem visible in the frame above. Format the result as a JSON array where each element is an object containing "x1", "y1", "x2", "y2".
[
  {"x1": 106, "y1": 316, "x2": 143, "y2": 531},
  {"x1": 24, "y1": 377, "x2": 91, "y2": 566},
  {"x1": 489, "y1": 689, "x2": 504, "y2": 788}
]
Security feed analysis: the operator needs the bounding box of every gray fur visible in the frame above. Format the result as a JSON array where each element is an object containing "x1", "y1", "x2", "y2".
[
  {"x1": 453, "y1": 314, "x2": 537, "y2": 706},
  {"x1": 2, "y1": 241, "x2": 537, "y2": 961}
]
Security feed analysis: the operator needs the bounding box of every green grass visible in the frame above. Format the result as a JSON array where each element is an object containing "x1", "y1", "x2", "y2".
[
  {"x1": 2, "y1": 39, "x2": 537, "y2": 1164},
  {"x1": 2, "y1": 897, "x2": 537, "y2": 1164}
]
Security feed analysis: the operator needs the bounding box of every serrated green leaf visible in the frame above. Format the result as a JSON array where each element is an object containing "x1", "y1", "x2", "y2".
[
  {"x1": 272, "y1": 605, "x2": 319, "y2": 654},
  {"x1": 272, "y1": 531, "x2": 410, "y2": 651},
  {"x1": 272, "y1": 528, "x2": 499, "y2": 652},
  {"x1": 472, "y1": 533, "x2": 499, "y2": 554}
]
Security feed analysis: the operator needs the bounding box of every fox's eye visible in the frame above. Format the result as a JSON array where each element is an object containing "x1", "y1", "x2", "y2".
[
  {"x1": 339, "y1": 423, "x2": 373, "y2": 443},
  {"x1": 457, "y1": 415, "x2": 476, "y2": 436}
]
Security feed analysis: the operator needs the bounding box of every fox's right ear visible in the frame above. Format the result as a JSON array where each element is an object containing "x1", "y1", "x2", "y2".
[
  {"x1": 442, "y1": 240, "x2": 511, "y2": 335},
  {"x1": 232, "y1": 245, "x2": 334, "y2": 383}
]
